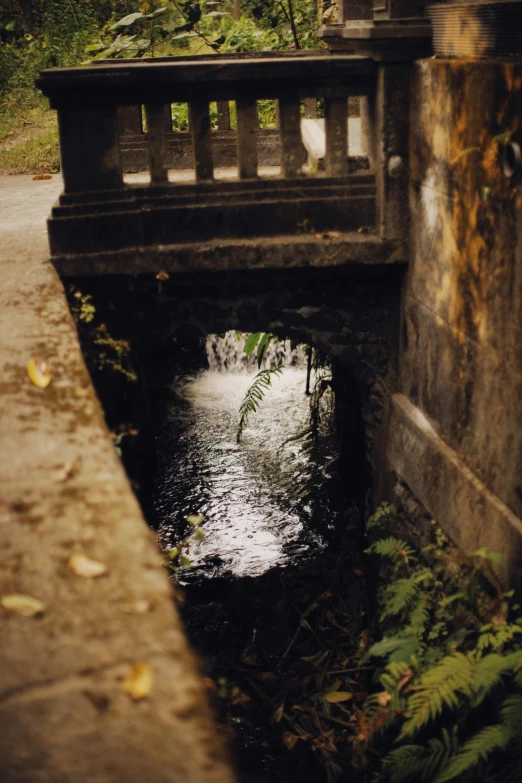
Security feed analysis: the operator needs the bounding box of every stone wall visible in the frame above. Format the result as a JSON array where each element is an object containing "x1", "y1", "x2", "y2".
[
  {"x1": 0, "y1": 176, "x2": 235, "y2": 783},
  {"x1": 388, "y1": 58, "x2": 522, "y2": 588},
  {"x1": 80, "y1": 264, "x2": 403, "y2": 484}
]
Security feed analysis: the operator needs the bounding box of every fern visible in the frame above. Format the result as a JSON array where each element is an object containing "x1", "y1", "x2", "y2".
[
  {"x1": 400, "y1": 652, "x2": 476, "y2": 738},
  {"x1": 477, "y1": 621, "x2": 522, "y2": 653},
  {"x1": 366, "y1": 537, "x2": 416, "y2": 565},
  {"x1": 366, "y1": 502, "x2": 393, "y2": 532},
  {"x1": 236, "y1": 365, "x2": 284, "y2": 443},
  {"x1": 404, "y1": 594, "x2": 433, "y2": 640},
  {"x1": 401, "y1": 650, "x2": 522, "y2": 738},
  {"x1": 434, "y1": 701, "x2": 522, "y2": 783},
  {"x1": 369, "y1": 635, "x2": 423, "y2": 663},
  {"x1": 384, "y1": 728, "x2": 458, "y2": 783},
  {"x1": 380, "y1": 568, "x2": 434, "y2": 622},
  {"x1": 383, "y1": 745, "x2": 425, "y2": 783},
  {"x1": 380, "y1": 660, "x2": 415, "y2": 694},
  {"x1": 472, "y1": 649, "x2": 522, "y2": 706}
]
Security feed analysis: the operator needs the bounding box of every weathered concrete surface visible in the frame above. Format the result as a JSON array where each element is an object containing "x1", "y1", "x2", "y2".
[
  {"x1": 388, "y1": 394, "x2": 522, "y2": 589},
  {"x1": 389, "y1": 59, "x2": 522, "y2": 586},
  {"x1": 0, "y1": 176, "x2": 235, "y2": 781}
]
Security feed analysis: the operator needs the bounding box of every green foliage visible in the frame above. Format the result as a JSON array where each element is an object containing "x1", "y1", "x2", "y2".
[
  {"x1": 68, "y1": 286, "x2": 137, "y2": 383},
  {"x1": 379, "y1": 568, "x2": 434, "y2": 623},
  {"x1": 366, "y1": 502, "x2": 394, "y2": 532},
  {"x1": 236, "y1": 365, "x2": 284, "y2": 442},
  {"x1": 243, "y1": 331, "x2": 279, "y2": 367},
  {"x1": 362, "y1": 503, "x2": 522, "y2": 783},
  {"x1": 219, "y1": 15, "x2": 277, "y2": 51},
  {"x1": 365, "y1": 537, "x2": 416, "y2": 567}
]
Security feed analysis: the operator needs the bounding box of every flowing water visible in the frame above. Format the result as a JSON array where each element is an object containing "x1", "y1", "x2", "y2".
[
  {"x1": 150, "y1": 333, "x2": 355, "y2": 782},
  {"x1": 154, "y1": 333, "x2": 341, "y2": 583}
]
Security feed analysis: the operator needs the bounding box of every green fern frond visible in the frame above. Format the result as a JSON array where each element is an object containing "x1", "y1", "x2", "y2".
[
  {"x1": 473, "y1": 650, "x2": 522, "y2": 706},
  {"x1": 477, "y1": 622, "x2": 522, "y2": 653},
  {"x1": 383, "y1": 745, "x2": 425, "y2": 783},
  {"x1": 501, "y1": 694, "x2": 522, "y2": 733},
  {"x1": 366, "y1": 537, "x2": 416, "y2": 564},
  {"x1": 380, "y1": 660, "x2": 414, "y2": 693},
  {"x1": 380, "y1": 568, "x2": 434, "y2": 622},
  {"x1": 384, "y1": 727, "x2": 458, "y2": 783},
  {"x1": 438, "y1": 593, "x2": 466, "y2": 611},
  {"x1": 400, "y1": 652, "x2": 475, "y2": 738},
  {"x1": 434, "y1": 723, "x2": 512, "y2": 782},
  {"x1": 369, "y1": 635, "x2": 422, "y2": 663},
  {"x1": 366, "y1": 503, "x2": 393, "y2": 532},
  {"x1": 236, "y1": 365, "x2": 284, "y2": 443},
  {"x1": 404, "y1": 594, "x2": 432, "y2": 640}
]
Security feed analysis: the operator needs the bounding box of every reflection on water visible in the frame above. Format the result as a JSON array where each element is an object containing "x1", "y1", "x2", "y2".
[{"x1": 154, "y1": 334, "x2": 339, "y2": 582}]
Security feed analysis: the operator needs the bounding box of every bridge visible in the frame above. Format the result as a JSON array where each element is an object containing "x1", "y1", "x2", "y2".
[
  {"x1": 2, "y1": 0, "x2": 522, "y2": 780},
  {"x1": 36, "y1": 50, "x2": 407, "y2": 276}
]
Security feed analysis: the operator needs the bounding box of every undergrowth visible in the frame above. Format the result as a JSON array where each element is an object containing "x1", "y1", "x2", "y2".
[{"x1": 361, "y1": 503, "x2": 522, "y2": 783}]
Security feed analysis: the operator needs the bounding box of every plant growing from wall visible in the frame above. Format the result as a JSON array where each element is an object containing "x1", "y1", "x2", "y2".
[{"x1": 359, "y1": 503, "x2": 522, "y2": 783}]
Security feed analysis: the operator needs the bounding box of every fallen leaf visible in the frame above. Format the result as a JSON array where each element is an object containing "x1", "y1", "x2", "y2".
[
  {"x1": 283, "y1": 731, "x2": 300, "y2": 750},
  {"x1": 1, "y1": 593, "x2": 45, "y2": 616},
  {"x1": 323, "y1": 691, "x2": 353, "y2": 703},
  {"x1": 314, "y1": 230, "x2": 342, "y2": 240},
  {"x1": 32, "y1": 174, "x2": 52, "y2": 181},
  {"x1": 156, "y1": 270, "x2": 169, "y2": 281},
  {"x1": 185, "y1": 513, "x2": 204, "y2": 526},
  {"x1": 397, "y1": 668, "x2": 415, "y2": 693},
  {"x1": 27, "y1": 357, "x2": 51, "y2": 388},
  {"x1": 231, "y1": 690, "x2": 250, "y2": 708},
  {"x1": 371, "y1": 706, "x2": 390, "y2": 732},
  {"x1": 377, "y1": 690, "x2": 392, "y2": 707},
  {"x1": 53, "y1": 460, "x2": 76, "y2": 483},
  {"x1": 271, "y1": 701, "x2": 285, "y2": 723},
  {"x1": 121, "y1": 600, "x2": 151, "y2": 615},
  {"x1": 122, "y1": 663, "x2": 153, "y2": 700},
  {"x1": 68, "y1": 552, "x2": 108, "y2": 578}
]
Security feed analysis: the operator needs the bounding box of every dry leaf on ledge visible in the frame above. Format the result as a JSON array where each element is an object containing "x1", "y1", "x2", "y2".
[
  {"x1": 1, "y1": 594, "x2": 45, "y2": 616},
  {"x1": 122, "y1": 663, "x2": 153, "y2": 700},
  {"x1": 68, "y1": 552, "x2": 108, "y2": 579},
  {"x1": 27, "y1": 357, "x2": 51, "y2": 388}
]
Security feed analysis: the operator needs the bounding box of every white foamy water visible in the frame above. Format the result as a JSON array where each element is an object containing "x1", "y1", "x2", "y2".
[{"x1": 154, "y1": 332, "x2": 338, "y2": 582}]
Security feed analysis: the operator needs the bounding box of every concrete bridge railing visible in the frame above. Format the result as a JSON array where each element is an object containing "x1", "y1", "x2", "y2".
[{"x1": 35, "y1": 52, "x2": 409, "y2": 274}]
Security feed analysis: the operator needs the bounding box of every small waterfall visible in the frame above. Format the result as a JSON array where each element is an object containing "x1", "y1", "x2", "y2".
[{"x1": 205, "y1": 330, "x2": 308, "y2": 373}]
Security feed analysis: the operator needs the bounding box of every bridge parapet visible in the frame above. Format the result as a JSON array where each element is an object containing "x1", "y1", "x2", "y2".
[{"x1": 36, "y1": 53, "x2": 407, "y2": 273}]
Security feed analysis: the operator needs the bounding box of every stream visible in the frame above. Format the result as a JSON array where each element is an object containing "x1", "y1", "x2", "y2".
[
  {"x1": 154, "y1": 333, "x2": 340, "y2": 583},
  {"x1": 150, "y1": 333, "x2": 361, "y2": 782}
]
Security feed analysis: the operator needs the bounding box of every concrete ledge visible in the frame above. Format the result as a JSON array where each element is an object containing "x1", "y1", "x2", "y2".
[
  {"x1": 52, "y1": 232, "x2": 403, "y2": 277},
  {"x1": 0, "y1": 175, "x2": 234, "y2": 782},
  {"x1": 388, "y1": 393, "x2": 522, "y2": 589}
]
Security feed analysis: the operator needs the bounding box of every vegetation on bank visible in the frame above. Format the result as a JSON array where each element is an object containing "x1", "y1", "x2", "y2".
[
  {"x1": 66, "y1": 278, "x2": 522, "y2": 780},
  {"x1": 0, "y1": 0, "x2": 326, "y2": 173}
]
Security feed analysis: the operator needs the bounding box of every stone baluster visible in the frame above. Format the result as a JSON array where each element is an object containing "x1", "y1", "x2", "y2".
[
  {"x1": 217, "y1": 101, "x2": 231, "y2": 131},
  {"x1": 188, "y1": 101, "x2": 214, "y2": 181},
  {"x1": 117, "y1": 105, "x2": 142, "y2": 135},
  {"x1": 144, "y1": 103, "x2": 169, "y2": 184},
  {"x1": 278, "y1": 93, "x2": 303, "y2": 178},
  {"x1": 57, "y1": 106, "x2": 123, "y2": 194},
  {"x1": 236, "y1": 97, "x2": 258, "y2": 179},
  {"x1": 303, "y1": 97, "x2": 318, "y2": 119},
  {"x1": 324, "y1": 96, "x2": 349, "y2": 176}
]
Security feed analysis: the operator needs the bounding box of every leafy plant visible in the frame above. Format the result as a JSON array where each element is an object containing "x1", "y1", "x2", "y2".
[
  {"x1": 361, "y1": 503, "x2": 522, "y2": 783},
  {"x1": 236, "y1": 364, "x2": 284, "y2": 442}
]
